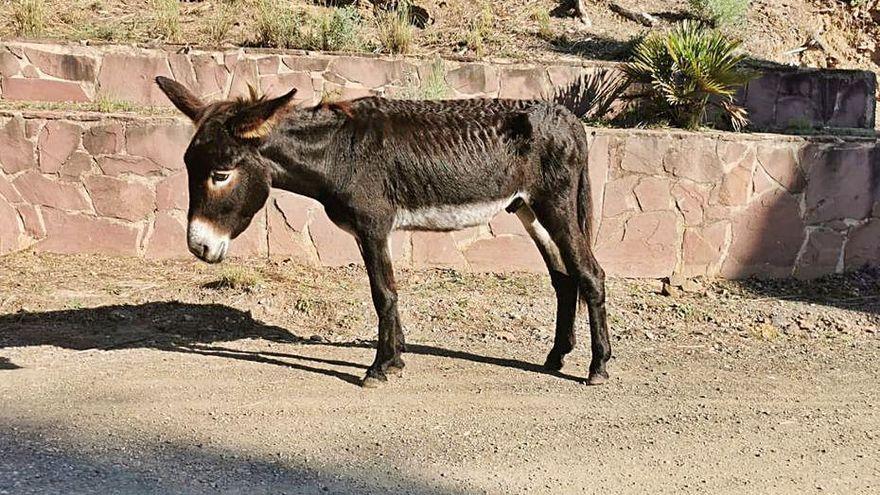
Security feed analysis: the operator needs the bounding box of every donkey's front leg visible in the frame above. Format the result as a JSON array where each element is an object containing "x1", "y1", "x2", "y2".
[{"x1": 359, "y1": 233, "x2": 405, "y2": 388}]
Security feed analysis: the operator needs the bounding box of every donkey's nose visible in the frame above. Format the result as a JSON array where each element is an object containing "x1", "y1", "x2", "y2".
[{"x1": 187, "y1": 218, "x2": 230, "y2": 264}]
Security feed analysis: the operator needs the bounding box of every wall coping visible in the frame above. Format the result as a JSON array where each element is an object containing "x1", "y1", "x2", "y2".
[
  {"x1": 4, "y1": 38, "x2": 875, "y2": 79},
  {"x1": 2, "y1": 108, "x2": 876, "y2": 145}
]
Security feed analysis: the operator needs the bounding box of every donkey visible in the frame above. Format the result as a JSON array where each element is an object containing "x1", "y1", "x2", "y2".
[{"x1": 154, "y1": 76, "x2": 611, "y2": 387}]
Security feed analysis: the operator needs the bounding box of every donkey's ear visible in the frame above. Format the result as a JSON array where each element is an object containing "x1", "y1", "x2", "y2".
[
  {"x1": 229, "y1": 88, "x2": 298, "y2": 140},
  {"x1": 155, "y1": 76, "x2": 205, "y2": 122}
]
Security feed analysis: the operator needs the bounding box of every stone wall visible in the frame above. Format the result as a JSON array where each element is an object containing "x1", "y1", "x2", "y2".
[
  {"x1": 1, "y1": 109, "x2": 878, "y2": 279},
  {"x1": 0, "y1": 41, "x2": 875, "y2": 132}
]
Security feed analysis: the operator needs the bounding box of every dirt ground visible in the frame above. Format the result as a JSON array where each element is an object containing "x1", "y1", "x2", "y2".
[
  {"x1": 2, "y1": 0, "x2": 878, "y2": 73},
  {"x1": 1, "y1": 252, "x2": 879, "y2": 494}
]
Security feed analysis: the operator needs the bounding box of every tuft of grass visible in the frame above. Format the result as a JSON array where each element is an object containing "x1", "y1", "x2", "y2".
[
  {"x1": 204, "y1": 1, "x2": 237, "y2": 45},
  {"x1": 750, "y1": 323, "x2": 781, "y2": 341},
  {"x1": 376, "y1": 0, "x2": 413, "y2": 54},
  {"x1": 300, "y1": 6, "x2": 364, "y2": 52},
  {"x1": 687, "y1": 0, "x2": 750, "y2": 27},
  {"x1": 531, "y1": 7, "x2": 553, "y2": 41},
  {"x1": 11, "y1": 0, "x2": 45, "y2": 37},
  {"x1": 209, "y1": 266, "x2": 264, "y2": 291},
  {"x1": 87, "y1": 23, "x2": 123, "y2": 41},
  {"x1": 256, "y1": 0, "x2": 300, "y2": 48},
  {"x1": 785, "y1": 117, "x2": 816, "y2": 134},
  {"x1": 94, "y1": 95, "x2": 141, "y2": 113},
  {"x1": 464, "y1": 3, "x2": 494, "y2": 57},
  {"x1": 151, "y1": 0, "x2": 181, "y2": 42},
  {"x1": 419, "y1": 58, "x2": 450, "y2": 99},
  {"x1": 396, "y1": 58, "x2": 449, "y2": 99}
]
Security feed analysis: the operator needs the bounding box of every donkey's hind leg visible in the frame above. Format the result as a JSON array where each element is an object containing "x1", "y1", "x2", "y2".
[
  {"x1": 515, "y1": 205, "x2": 578, "y2": 372},
  {"x1": 528, "y1": 203, "x2": 612, "y2": 385}
]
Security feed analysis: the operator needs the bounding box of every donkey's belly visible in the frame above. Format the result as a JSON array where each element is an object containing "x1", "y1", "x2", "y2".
[{"x1": 393, "y1": 193, "x2": 526, "y2": 231}]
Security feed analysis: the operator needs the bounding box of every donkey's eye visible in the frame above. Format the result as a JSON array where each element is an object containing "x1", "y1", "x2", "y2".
[{"x1": 211, "y1": 171, "x2": 232, "y2": 184}]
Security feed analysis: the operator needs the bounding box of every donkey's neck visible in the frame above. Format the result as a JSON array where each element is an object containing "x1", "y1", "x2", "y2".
[{"x1": 259, "y1": 109, "x2": 346, "y2": 200}]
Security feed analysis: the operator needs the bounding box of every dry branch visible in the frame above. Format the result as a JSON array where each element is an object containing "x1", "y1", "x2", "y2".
[{"x1": 609, "y1": 2, "x2": 657, "y2": 27}]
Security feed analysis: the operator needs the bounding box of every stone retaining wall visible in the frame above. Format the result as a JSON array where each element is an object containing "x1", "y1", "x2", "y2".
[
  {"x1": 0, "y1": 41, "x2": 875, "y2": 132},
  {"x1": 1, "y1": 109, "x2": 878, "y2": 279}
]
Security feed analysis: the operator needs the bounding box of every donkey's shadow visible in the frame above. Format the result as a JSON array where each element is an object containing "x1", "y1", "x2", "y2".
[{"x1": 0, "y1": 302, "x2": 583, "y2": 386}]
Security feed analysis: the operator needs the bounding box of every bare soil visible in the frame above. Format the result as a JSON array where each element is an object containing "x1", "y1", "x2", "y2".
[{"x1": 1, "y1": 252, "x2": 879, "y2": 494}]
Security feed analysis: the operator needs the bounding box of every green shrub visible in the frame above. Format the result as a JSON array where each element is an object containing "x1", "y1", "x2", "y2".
[
  {"x1": 623, "y1": 21, "x2": 757, "y2": 131},
  {"x1": 377, "y1": 1, "x2": 413, "y2": 54},
  {"x1": 687, "y1": 0, "x2": 749, "y2": 27},
  {"x1": 301, "y1": 6, "x2": 364, "y2": 52},
  {"x1": 256, "y1": 0, "x2": 299, "y2": 48},
  {"x1": 11, "y1": 0, "x2": 45, "y2": 37}
]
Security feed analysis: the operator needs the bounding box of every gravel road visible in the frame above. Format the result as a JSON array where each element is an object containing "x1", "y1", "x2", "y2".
[{"x1": 1, "y1": 254, "x2": 878, "y2": 494}]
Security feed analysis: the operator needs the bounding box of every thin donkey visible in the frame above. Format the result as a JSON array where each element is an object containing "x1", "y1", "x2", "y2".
[{"x1": 155, "y1": 76, "x2": 611, "y2": 387}]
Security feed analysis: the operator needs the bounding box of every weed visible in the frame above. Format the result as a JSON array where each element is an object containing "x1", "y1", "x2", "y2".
[
  {"x1": 464, "y1": 3, "x2": 494, "y2": 57},
  {"x1": 11, "y1": 0, "x2": 45, "y2": 37},
  {"x1": 204, "y1": 1, "x2": 236, "y2": 45},
  {"x1": 151, "y1": 0, "x2": 181, "y2": 42},
  {"x1": 376, "y1": 0, "x2": 413, "y2": 54},
  {"x1": 94, "y1": 95, "x2": 140, "y2": 113},
  {"x1": 208, "y1": 266, "x2": 264, "y2": 291},
  {"x1": 687, "y1": 0, "x2": 750, "y2": 27},
  {"x1": 256, "y1": 0, "x2": 300, "y2": 48},
  {"x1": 419, "y1": 58, "x2": 450, "y2": 99},
  {"x1": 749, "y1": 322, "x2": 781, "y2": 341},
  {"x1": 293, "y1": 297, "x2": 319, "y2": 315},
  {"x1": 531, "y1": 7, "x2": 553, "y2": 41},
  {"x1": 785, "y1": 117, "x2": 816, "y2": 134},
  {"x1": 395, "y1": 58, "x2": 449, "y2": 99},
  {"x1": 300, "y1": 6, "x2": 364, "y2": 52}
]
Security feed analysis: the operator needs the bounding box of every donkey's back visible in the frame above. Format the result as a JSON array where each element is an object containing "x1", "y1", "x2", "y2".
[{"x1": 323, "y1": 97, "x2": 590, "y2": 226}]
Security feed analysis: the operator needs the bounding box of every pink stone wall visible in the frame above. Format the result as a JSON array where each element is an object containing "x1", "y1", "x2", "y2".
[
  {"x1": 0, "y1": 41, "x2": 875, "y2": 131},
  {"x1": 1, "y1": 109, "x2": 878, "y2": 279}
]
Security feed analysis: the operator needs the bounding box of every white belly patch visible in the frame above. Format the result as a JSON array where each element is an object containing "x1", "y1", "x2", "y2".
[{"x1": 393, "y1": 193, "x2": 528, "y2": 231}]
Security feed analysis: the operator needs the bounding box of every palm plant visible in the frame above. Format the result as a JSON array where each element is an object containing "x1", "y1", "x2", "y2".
[{"x1": 623, "y1": 21, "x2": 757, "y2": 131}]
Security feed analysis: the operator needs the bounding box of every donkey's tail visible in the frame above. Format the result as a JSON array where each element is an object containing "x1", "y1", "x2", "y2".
[{"x1": 576, "y1": 165, "x2": 593, "y2": 244}]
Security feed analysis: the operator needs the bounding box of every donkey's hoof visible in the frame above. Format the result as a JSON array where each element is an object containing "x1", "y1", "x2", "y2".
[
  {"x1": 362, "y1": 369, "x2": 388, "y2": 388},
  {"x1": 543, "y1": 352, "x2": 565, "y2": 372},
  {"x1": 386, "y1": 364, "x2": 405, "y2": 377},
  {"x1": 361, "y1": 375, "x2": 387, "y2": 388},
  {"x1": 586, "y1": 371, "x2": 609, "y2": 386}
]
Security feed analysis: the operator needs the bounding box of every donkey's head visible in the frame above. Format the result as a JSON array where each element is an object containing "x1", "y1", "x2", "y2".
[{"x1": 155, "y1": 76, "x2": 296, "y2": 263}]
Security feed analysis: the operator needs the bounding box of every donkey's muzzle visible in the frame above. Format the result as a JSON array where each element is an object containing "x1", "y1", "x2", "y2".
[{"x1": 187, "y1": 218, "x2": 230, "y2": 264}]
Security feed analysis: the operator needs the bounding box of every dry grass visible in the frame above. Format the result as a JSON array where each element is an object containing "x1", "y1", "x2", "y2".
[
  {"x1": 300, "y1": 5, "x2": 364, "y2": 52},
  {"x1": 376, "y1": 1, "x2": 413, "y2": 54},
  {"x1": 255, "y1": 0, "x2": 299, "y2": 48},
  {"x1": 203, "y1": 1, "x2": 236, "y2": 45},
  {"x1": 11, "y1": 0, "x2": 45, "y2": 37},
  {"x1": 418, "y1": 57, "x2": 450, "y2": 99},
  {"x1": 208, "y1": 265, "x2": 264, "y2": 291},
  {"x1": 150, "y1": 0, "x2": 181, "y2": 42},
  {"x1": 463, "y1": 2, "x2": 495, "y2": 58},
  {"x1": 531, "y1": 6, "x2": 553, "y2": 42}
]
